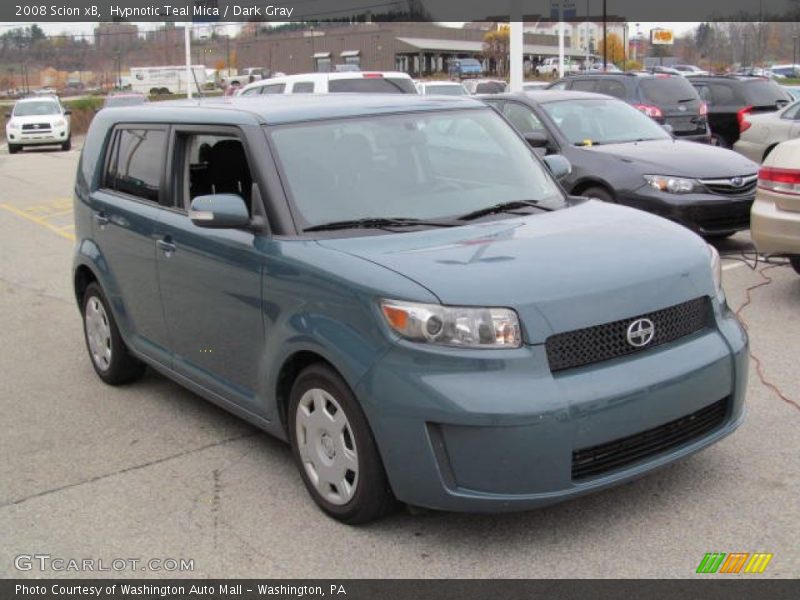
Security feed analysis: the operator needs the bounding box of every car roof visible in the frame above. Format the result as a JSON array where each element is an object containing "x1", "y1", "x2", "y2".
[
  {"x1": 16, "y1": 95, "x2": 60, "y2": 103},
  {"x1": 92, "y1": 94, "x2": 486, "y2": 126},
  {"x1": 487, "y1": 90, "x2": 619, "y2": 103}
]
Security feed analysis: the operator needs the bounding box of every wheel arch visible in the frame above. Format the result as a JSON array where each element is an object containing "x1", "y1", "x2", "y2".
[{"x1": 570, "y1": 178, "x2": 616, "y2": 200}]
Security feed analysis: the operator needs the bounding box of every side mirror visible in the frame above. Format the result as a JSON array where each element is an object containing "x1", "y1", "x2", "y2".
[
  {"x1": 64, "y1": 109, "x2": 72, "y2": 116},
  {"x1": 542, "y1": 154, "x2": 572, "y2": 181},
  {"x1": 5, "y1": 113, "x2": 10, "y2": 119},
  {"x1": 661, "y1": 123, "x2": 674, "y2": 136},
  {"x1": 189, "y1": 194, "x2": 250, "y2": 229},
  {"x1": 524, "y1": 131, "x2": 550, "y2": 148}
]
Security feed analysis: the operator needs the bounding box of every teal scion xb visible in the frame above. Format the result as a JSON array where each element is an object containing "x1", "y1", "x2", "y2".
[{"x1": 73, "y1": 95, "x2": 748, "y2": 523}]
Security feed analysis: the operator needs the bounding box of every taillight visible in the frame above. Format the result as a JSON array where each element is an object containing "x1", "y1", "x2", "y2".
[
  {"x1": 362, "y1": 73, "x2": 384, "y2": 79},
  {"x1": 699, "y1": 101, "x2": 708, "y2": 116},
  {"x1": 737, "y1": 105, "x2": 753, "y2": 132},
  {"x1": 758, "y1": 166, "x2": 800, "y2": 195},
  {"x1": 633, "y1": 104, "x2": 664, "y2": 118}
]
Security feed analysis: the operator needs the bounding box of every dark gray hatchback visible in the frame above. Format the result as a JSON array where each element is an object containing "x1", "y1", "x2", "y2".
[{"x1": 549, "y1": 73, "x2": 711, "y2": 142}]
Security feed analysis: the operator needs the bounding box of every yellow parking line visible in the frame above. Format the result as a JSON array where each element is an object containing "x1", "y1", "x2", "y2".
[
  {"x1": 0, "y1": 203, "x2": 75, "y2": 241},
  {"x1": 43, "y1": 207, "x2": 74, "y2": 218}
]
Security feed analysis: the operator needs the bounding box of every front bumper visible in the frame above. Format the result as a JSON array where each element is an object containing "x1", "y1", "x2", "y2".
[
  {"x1": 751, "y1": 190, "x2": 800, "y2": 255},
  {"x1": 356, "y1": 300, "x2": 747, "y2": 512},
  {"x1": 7, "y1": 126, "x2": 69, "y2": 146},
  {"x1": 623, "y1": 187, "x2": 754, "y2": 236}
]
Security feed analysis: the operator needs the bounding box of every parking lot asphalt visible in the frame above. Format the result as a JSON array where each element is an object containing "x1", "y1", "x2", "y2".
[{"x1": 1, "y1": 145, "x2": 798, "y2": 579}]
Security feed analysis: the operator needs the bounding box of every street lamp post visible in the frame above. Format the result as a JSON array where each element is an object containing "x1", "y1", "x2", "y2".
[{"x1": 794, "y1": 36, "x2": 799, "y2": 78}]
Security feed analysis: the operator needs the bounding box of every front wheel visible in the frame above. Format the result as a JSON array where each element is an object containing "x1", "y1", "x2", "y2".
[
  {"x1": 581, "y1": 186, "x2": 614, "y2": 203},
  {"x1": 288, "y1": 364, "x2": 398, "y2": 524},
  {"x1": 82, "y1": 282, "x2": 145, "y2": 385},
  {"x1": 8, "y1": 143, "x2": 20, "y2": 154},
  {"x1": 61, "y1": 137, "x2": 71, "y2": 151},
  {"x1": 790, "y1": 256, "x2": 800, "y2": 276}
]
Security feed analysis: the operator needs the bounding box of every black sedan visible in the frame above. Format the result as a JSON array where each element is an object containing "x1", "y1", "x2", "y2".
[{"x1": 481, "y1": 91, "x2": 759, "y2": 237}]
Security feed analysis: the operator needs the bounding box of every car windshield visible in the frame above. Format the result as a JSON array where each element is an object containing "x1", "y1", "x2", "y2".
[
  {"x1": 13, "y1": 101, "x2": 60, "y2": 116},
  {"x1": 639, "y1": 77, "x2": 699, "y2": 103},
  {"x1": 269, "y1": 109, "x2": 564, "y2": 229},
  {"x1": 424, "y1": 84, "x2": 467, "y2": 95},
  {"x1": 542, "y1": 98, "x2": 671, "y2": 145}
]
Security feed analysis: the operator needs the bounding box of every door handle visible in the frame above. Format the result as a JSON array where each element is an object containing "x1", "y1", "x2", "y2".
[
  {"x1": 93, "y1": 212, "x2": 109, "y2": 227},
  {"x1": 156, "y1": 239, "x2": 176, "y2": 256}
]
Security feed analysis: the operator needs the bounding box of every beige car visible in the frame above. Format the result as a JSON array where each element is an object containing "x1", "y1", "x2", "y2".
[
  {"x1": 734, "y1": 100, "x2": 800, "y2": 163},
  {"x1": 751, "y1": 137, "x2": 800, "y2": 275}
]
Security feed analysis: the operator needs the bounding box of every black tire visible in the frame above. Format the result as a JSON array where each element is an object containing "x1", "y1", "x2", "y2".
[
  {"x1": 8, "y1": 143, "x2": 20, "y2": 154},
  {"x1": 581, "y1": 186, "x2": 614, "y2": 203},
  {"x1": 709, "y1": 133, "x2": 729, "y2": 148},
  {"x1": 790, "y1": 256, "x2": 800, "y2": 276},
  {"x1": 149, "y1": 87, "x2": 160, "y2": 96},
  {"x1": 288, "y1": 364, "x2": 398, "y2": 524},
  {"x1": 61, "y1": 137, "x2": 71, "y2": 151},
  {"x1": 81, "y1": 282, "x2": 145, "y2": 385},
  {"x1": 704, "y1": 232, "x2": 736, "y2": 241}
]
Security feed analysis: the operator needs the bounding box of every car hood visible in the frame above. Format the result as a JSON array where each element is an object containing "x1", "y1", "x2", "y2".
[
  {"x1": 319, "y1": 201, "x2": 716, "y2": 345},
  {"x1": 587, "y1": 139, "x2": 758, "y2": 178}
]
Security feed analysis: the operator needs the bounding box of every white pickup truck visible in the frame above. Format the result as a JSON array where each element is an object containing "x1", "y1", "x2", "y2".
[{"x1": 534, "y1": 57, "x2": 581, "y2": 77}]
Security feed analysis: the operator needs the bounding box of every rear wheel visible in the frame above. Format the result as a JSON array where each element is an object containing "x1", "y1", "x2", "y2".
[
  {"x1": 288, "y1": 364, "x2": 398, "y2": 524},
  {"x1": 790, "y1": 256, "x2": 800, "y2": 276},
  {"x1": 82, "y1": 283, "x2": 145, "y2": 385},
  {"x1": 581, "y1": 186, "x2": 614, "y2": 203}
]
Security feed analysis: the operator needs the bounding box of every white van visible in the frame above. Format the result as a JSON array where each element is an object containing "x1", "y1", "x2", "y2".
[{"x1": 237, "y1": 71, "x2": 417, "y2": 95}]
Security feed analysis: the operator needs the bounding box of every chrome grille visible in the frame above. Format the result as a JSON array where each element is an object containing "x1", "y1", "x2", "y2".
[
  {"x1": 545, "y1": 297, "x2": 712, "y2": 373},
  {"x1": 700, "y1": 175, "x2": 758, "y2": 196}
]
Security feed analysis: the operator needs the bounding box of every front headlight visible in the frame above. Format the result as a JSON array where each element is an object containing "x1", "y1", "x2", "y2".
[
  {"x1": 707, "y1": 244, "x2": 722, "y2": 295},
  {"x1": 52, "y1": 119, "x2": 66, "y2": 127},
  {"x1": 7, "y1": 119, "x2": 20, "y2": 130},
  {"x1": 380, "y1": 299, "x2": 522, "y2": 348},
  {"x1": 643, "y1": 175, "x2": 698, "y2": 194}
]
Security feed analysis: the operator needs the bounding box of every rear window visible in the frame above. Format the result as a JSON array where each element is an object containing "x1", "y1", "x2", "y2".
[
  {"x1": 476, "y1": 81, "x2": 506, "y2": 94},
  {"x1": 328, "y1": 77, "x2": 416, "y2": 94},
  {"x1": 743, "y1": 81, "x2": 792, "y2": 106},
  {"x1": 424, "y1": 84, "x2": 467, "y2": 96},
  {"x1": 640, "y1": 77, "x2": 699, "y2": 104}
]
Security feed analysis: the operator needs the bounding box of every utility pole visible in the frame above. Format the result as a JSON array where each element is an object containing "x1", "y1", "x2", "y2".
[
  {"x1": 793, "y1": 36, "x2": 798, "y2": 77},
  {"x1": 602, "y1": 0, "x2": 607, "y2": 70},
  {"x1": 185, "y1": 24, "x2": 193, "y2": 99}
]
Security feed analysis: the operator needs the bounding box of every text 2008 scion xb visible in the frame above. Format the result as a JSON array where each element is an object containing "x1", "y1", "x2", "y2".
[{"x1": 73, "y1": 95, "x2": 747, "y2": 523}]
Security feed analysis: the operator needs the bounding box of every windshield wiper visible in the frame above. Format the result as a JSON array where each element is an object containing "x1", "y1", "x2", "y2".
[
  {"x1": 457, "y1": 200, "x2": 551, "y2": 221},
  {"x1": 304, "y1": 217, "x2": 456, "y2": 232}
]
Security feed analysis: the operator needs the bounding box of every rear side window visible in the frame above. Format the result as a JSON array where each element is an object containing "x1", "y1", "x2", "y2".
[
  {"x1": 104, "y1": 128, "x2": 166, "y2": 202},
  {"x1": 260, "y1": 83, "x2": 286, "y2": 94},
  {"x1": 328, "y1": 77, "x2": 416, "y2": 94},
  {"x1": 639, "y1": 77, "x2": 699, "y2": 104},
  {"x1": 595, "y1": 79, "x2": 627, "y2": 99},
  {"x1": 292, "y1": 82, "x2": 314, "y2": 93},
  {"x1": 570, "y1": 79, "x2": 597, "y2": 92},
  {"x1": 743, "y1": 81, "x2": 792, "y2": 106}
]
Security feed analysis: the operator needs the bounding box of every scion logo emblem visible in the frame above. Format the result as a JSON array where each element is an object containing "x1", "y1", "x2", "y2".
[{"x1": 627, "y1": 318, "x2": 655, "y2": 347}]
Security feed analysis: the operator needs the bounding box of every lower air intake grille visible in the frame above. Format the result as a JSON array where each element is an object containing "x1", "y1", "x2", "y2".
[
  {"x1": 545, "y1": 297, "x2": 712, "y2": 373},
  {"x1": 572, "y1": 398, "x2": 728, "y2": 480}
]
